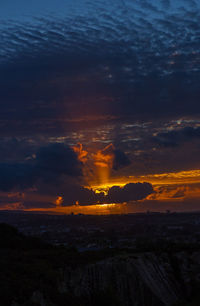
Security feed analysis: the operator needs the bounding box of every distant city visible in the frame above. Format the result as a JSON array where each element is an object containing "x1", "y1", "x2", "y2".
[{"x1": 1, "y1": 210, "x2": 199, "y2": 251}]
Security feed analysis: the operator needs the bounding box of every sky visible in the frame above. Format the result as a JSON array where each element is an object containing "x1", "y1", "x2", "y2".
[{"x1": 0, "y1": 0, "x2": 200, "y2": 214}]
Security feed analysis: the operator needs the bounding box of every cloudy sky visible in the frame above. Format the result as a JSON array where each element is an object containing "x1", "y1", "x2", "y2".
[{"x1": 1, "y1": 0, "x2": 200, "y2": 213}]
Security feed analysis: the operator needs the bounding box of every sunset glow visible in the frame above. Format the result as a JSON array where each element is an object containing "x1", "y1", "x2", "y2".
[
  {"x1": 92, "y1": 144, "x2": 115, "y2": 185},
  {"x1": 23, "y1": 202, "x2": 128, "y2": 215},
  {"x1": 0, "y1": 0, "x2": 200, "y2": 213}
]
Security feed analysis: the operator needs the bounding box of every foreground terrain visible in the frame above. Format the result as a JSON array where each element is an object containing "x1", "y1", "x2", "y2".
[{"x1": 0, "y1": 213, "x2": 200, "y2": 306}]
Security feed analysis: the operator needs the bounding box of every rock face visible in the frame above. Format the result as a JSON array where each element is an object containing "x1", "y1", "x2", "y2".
[
  {"x1": 11, "y1": 250, "x2": 200, "y2": 306},
  {"x1": 59, "y1": 251, "x2": 200, "y2": 306}
]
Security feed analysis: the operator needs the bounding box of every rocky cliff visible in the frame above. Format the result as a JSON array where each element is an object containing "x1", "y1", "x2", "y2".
[
  {"x1": 55, "y1": 251, "x2": 200, "y2": 306},
  {"x1": 9, "y1": 250, "x2": 200, "y2": 306}
]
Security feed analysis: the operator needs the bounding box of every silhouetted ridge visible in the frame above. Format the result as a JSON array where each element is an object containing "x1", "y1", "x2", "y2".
[{"x1": 0, "y1": 223, "x2": 49, "y2": 249}]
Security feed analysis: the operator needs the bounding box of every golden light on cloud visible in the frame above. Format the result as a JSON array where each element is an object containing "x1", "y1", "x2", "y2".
[
  {"x1": 89, "y1": 168, "x2": 200, "y2": 204},
  {"x1": 3, "y1": 139, "x2": 200, "y2": 214},
  {"x1": 138, "y1": 169, "x2": 200, "y2": 184},
  {"x1": 55, "y1": 196, "x2": 63, "y2": 206},
  {"x1": 92, "y1": 182, "x2": 126, "y2": 194},
  {"x1": 26, "y1": 202, "x2": 127, "y2": 215},
  {"x1": 72, "y1": 143, "x2": 88, "y2": 163},
  {"x1": 92, "y1": 144, "x2": 115, "y2": 185},
  {"x1": 37, "y1": 166, "x2": 200, "y2": 213}
]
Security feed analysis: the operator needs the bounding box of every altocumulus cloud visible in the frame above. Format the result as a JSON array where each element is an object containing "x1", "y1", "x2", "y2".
[
  {"x1": 153, "y1": 126, "x2": 200, "y2": 147},
  {"x1": 1, "y1": 0, "x2": 200, "y2": 136}
]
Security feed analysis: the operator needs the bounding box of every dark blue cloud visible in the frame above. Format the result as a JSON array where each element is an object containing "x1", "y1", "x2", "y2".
[
  {"x1": 0, "y1": 163, "x2": 35, "y2": 192},
  {"x1": 0, "y1": 143, "x2": 82, "y2": 192},
  {"x1": 107, "y1": 183, "x2": 154, "y2": 203},
  {"x1": 61, "y1": 182, "x2": 154, "y2": 206},
  {"x1": 113, "y1": 149, "x2": 131, "y2": 170},
  {"x1": 0, "y1": 1, "x2": 200, "y2": 136},
  {"x1": 36, "y1": 143, "x2": 82, "y2": 177},
  {"x1": 153, "y1": 126, "x2": 200, "y2": 147}
]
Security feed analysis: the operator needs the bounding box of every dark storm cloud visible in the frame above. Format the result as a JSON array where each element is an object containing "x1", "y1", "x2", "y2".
[
  {"x1": 60, "y1": 185, "x2": 102, "y2": 206},
  {"x1": 0, "y1": 1, "x2": 200, "y2": 135},
  {"x1": 112, "y1": 149, "x2": 131, "y2": 170},
  {"x1": 60, "y1": 182, "x2": 154, "y2": 206},
  {"x1": 36, "y1": 143, "x2": 82, "y2": 177},
  {"x1": 153, "y1": 126, "x2": 200, "y2": 147},
  {"x1": 107, "y1": 183, "x2": 154, "y2": 203},
  {"x1": 0, "y1": 138, "x2": 36, "y2": 162},
  {"x1": 0, "y1": 163, "x2": 35, "y2": 192},
  {"x1": 0, "y1": 143, "x2": 82, "y2": 192}
]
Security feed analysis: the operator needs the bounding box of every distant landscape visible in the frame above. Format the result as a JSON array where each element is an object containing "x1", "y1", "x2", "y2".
[{"x1": 0, "y1": 211, "x2": 199, "y2": 306}]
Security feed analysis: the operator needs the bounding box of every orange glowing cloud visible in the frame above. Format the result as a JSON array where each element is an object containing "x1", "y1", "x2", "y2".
[
  {"x1": 93, "y1": 144, "x2": 115, "y2": 168},
  {"x1": 92, "y1": 144, "x2": 116, "y2": 185},
  {"x1": 72, "y1": 143, "x2": 88, "y2": 163},
  {"x1": 72, "y1": 142, "x2": 130, "y2": 187},
  {"x1": 55, "y1": 196, "x2": 63, "y2": 206},
  {"x1": 145, "y1": 182, "x2": 200, "y2": 203}
]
